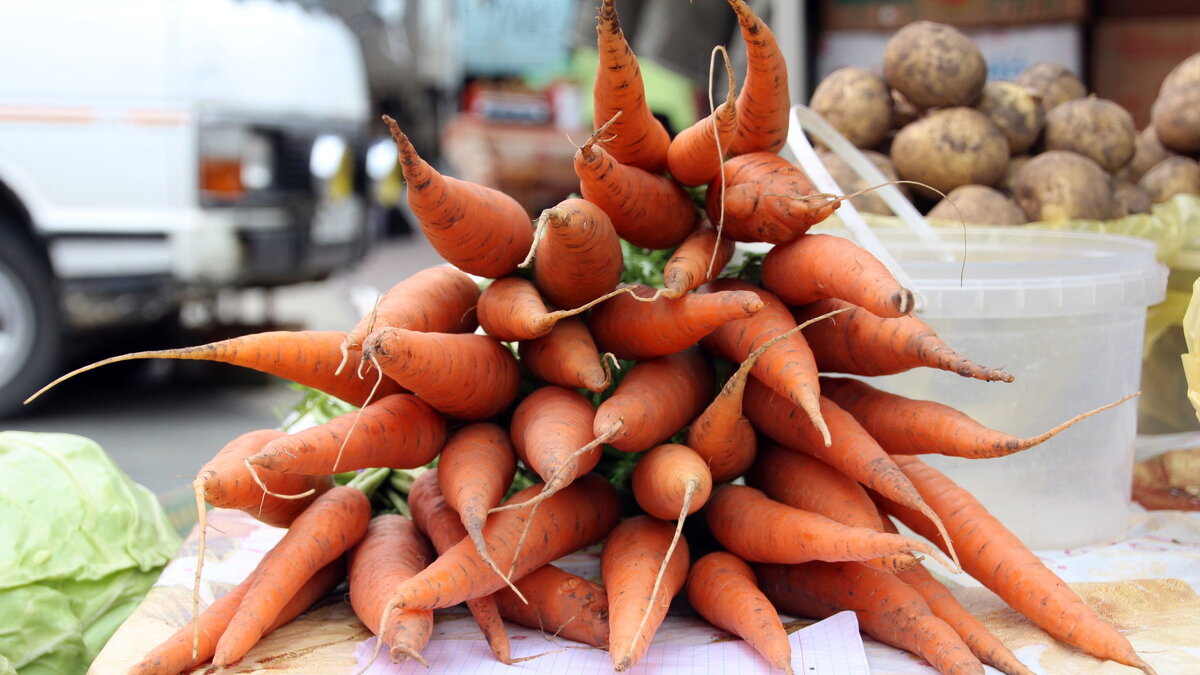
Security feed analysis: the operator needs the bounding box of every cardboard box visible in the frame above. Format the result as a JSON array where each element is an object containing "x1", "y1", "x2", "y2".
[
  {"x1": 820, "y1": 0, "x2": 1088, "y2": 31},
  {"x1": 1091, "y1": 17, "x2": 1200, "y2": 129},
  {"x1": 815, "y1": 23, "x2": 1083, "y2": 84}
]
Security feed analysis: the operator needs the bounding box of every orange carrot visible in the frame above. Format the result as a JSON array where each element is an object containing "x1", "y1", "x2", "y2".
[
  {"x1": 686, "y1": 552, "x2": 793, "y2": 674},
  {"x1": 529, "y1": 197, "x2": 624, "y2": 309},
  {"x1": 26, "y1": 330, "x2": 404, "y2": 408},
  {"x1": 575, "y1": 123, "x2": 698, "y2": 250},
  {"x1": 820, "y1": 376, "x2": 1136, "y2": 459},
  {"x1": 492, "y1": 564, "x2": 610, "y2": 648},
  {"x1": 246, "y1": 393, "x2": 445, "y2": 476},
  {"x1": 588, "y1": 283, "x2": 764, "y2": 360},
  {"x1": 592, "y1": 0, "x2": 671, "y2": 173},
  {"x1": 757, "y1": 561, "x2": 985, "y2": 675},
  {"x1": 631, "y1": 443, "x2": 712, "y2": 522},
  {"x1": 507, "y1": 386, "x2": 604, "y2": 500},
  {"x1": 384, "y1": 115, "x2": 533, "y2": 278},
  {"x1": 725, "y1": 0, "x2": 791, "y2": 156},
  {"x1": 362, "y1": 327, "x2": 520, "y2": 420},
  {"x1": 794, "y1": 299, "x2": 1013, "y2": 382},
  {"x1": 659, "y1": 221, "x2": 736, "y2": 300},
  {"x1": 603, "y1": 515, "x2": 691, "y2": 672},
  {"x1": 704, "y1": 152, "x2": 838, "y2": 244},
  {"x1": 476, "y1": 275, "x2": 627, "y2": 342},
  {"x1": 881, "y1": 456, "x2": 1158, "y2": 675},
  {"x1": 437, "y1": 423, "x2": 517, "y2": 583},
  {"x1": 593, "y1": 347, "x2": 715, "y2": 453},
  {"x1": 348, "y1": 515, "x2": 435, "y2": 665},
  {"x1": 517, "y1": 317, "x2": 611, "y2": 393},
  {"x1": 760, "y1": 233, "x2": 915, "y2": 318},
  {"x1": 667, "y1": 46, "x2": 738, "y2": 187}
]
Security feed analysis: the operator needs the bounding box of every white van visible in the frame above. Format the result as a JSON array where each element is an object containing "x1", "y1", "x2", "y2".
[{"x1": 0, "y1": 0, "x2": 376, "y2": 415}]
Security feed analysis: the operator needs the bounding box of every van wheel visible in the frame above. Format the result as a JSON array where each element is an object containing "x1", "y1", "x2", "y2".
[{"x1": 0, "y1": 226, "x2": 63, "y2": 418}]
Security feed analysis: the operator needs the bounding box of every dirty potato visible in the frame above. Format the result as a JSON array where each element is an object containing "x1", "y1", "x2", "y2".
[
  {"x1": 810, "y1": 67, "x2": 893, "y2": 149},
  {"x1": 976, "y1": 80, "x2": 1045, "y2": 155},
  {"x1": 1013, "y1": 150, "x2": 1116, "y2": 222},
  {"x1": 882, "y1": 21, "x2": 987, "y2": 109},
  {"x1": 926, "y1": 184, "x2": 1027, "y2": 225},
  {"x1": 1042, "y1": 97, "x2": 1137, "y2": 173},
  {"x1": 890, "y1": 107, "x2": 1009, "y2": 195}
]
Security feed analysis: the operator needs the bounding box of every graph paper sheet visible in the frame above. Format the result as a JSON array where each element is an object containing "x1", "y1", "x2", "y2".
[{"x1": 353, "y1": 609, "x2": 869, "y2": 675}]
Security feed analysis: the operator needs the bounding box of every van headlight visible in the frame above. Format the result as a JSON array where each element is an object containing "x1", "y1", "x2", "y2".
[
  {"x1": 365, "y1": 136, "x2": 401, "y2": 206},
  {"x1": 310, "y1": 134, "x2": 354, "y2": 201},
  {"x1": 198, "y1": 126, "x2": 276, "y2": 200}
]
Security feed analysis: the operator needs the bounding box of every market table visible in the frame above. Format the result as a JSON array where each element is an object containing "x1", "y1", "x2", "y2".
[{"x1": 89, "y1": 505, "x2": 1200, "y2": 674}]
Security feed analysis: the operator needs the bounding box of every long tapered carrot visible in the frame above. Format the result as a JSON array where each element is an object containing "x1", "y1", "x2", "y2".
[
  {"x1": 528, "y1": 197, "x2": 624, "y2": 309},
  {"x1": 668, "y1": 46, "x2": 738, "y2": 187},
  {"x1": 476, "y1": 275, "x2": 630, "y2": 342},
  {"x1": 821, "y1": 376, "x2": 1138, "y2": 459},
  {"x1": 384, "y1": 116, "x2": 533, "y2": 278},
  {"x1": 408, "y1": 469, "x2": 512, "y2": 664},
  {"x1": 588, "y1": 283, "x2": 764, "y2": 361},
  {"x1": 687, "y1": 552, "x2": 793, "y2": 675},
  {"x1": 592, "y1": 0, "x2": 671, "y2": 174},
  {"x1": 437, "y1": 423, "x2": 517, "y2": 585},
  {"x1": 725, "y1": 0, "x2": 790, "y2": 156},
  {"x1": 593, "y1": 347, "x2": 714, "y2": 453},
  {"x1": 704, "y1": 152, "x2": 839, "y2": 245},
  {"x1": 761, "y1": 233, "x2": 915, "y2": 317},
  {"x1": 246, "y1": 393, "x2": 445, "y2": 476},
  {"x1": 507, "y1": 386, "x2": 605, "y2": 501},
  {"x1": 517, "y1": 317, "x2": 611, "y2": 394},
  {"x1": 881, "y1": 456, "x2": 1158, "y2": 675},
  {"x1": 659, "y1": 221, "x2": 736, "y2": 300},
  {"x1": 348, "y1": 515, "x2": 435, "y2": 665},
  {"x1": 794, "y1": 299, "x2": 1013, "y2": 382},
  {"x1": 337, "y1": 265, "x2": 481, "y2": 372},
  {"x1": 757, "y1": 561, "x2": 985, "y2": 675},
  {"x1": 362, "y1": 327, "x2": 520, "y2": 420},
  {"x1": 25, "y1": 330, "x2": 404, "y2": 408},
  {"x1": 492, "y1": 564, "x2": 610, "y2": 648},
  {"x1": 603, "y1": 515, "x2": 690, "y2": 672}
]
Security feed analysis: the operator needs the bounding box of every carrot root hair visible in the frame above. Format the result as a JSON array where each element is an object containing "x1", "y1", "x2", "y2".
[
  {"x1": 1012, "y1": 392, "x2": 1141, "y2": 452},
  {"x1": 191, "y1": 477, "x2": 208, "y2": 661},
  {"x1": 706, "y1": 44, "x2": 736, "y2": 279},
  {"x1": 242, "y1": 458, "x2": 317, "y2": 501}
]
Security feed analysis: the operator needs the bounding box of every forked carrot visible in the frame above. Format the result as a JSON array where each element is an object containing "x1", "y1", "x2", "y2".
[
  {"x1": 725, "y1": 0, "x2": 790, "y2": 156},
  {"x1": 704, "y1": 152, "x2": 839, "y2": 244},
  {"x1": 760, "y1": 233, "x2": 915, "y2": 318},
  {"x1": 348, "y1": 514, "x2": 435, "y2": 665},
  {"x1": 492, "y1": 564, "x2": 610, "y2": 648},
  {"x1": 667, "y1": 46, "x2": 738, "y2": 187},
  {"x1": 593, "y1": 347, "x2": 714, "y2": 453},
  {"x1": 687, "y1": 552, "x2": 792, "y2": 674},
  {"x1": 517, "y1": 317, "x2": 612, "y2": 394}
]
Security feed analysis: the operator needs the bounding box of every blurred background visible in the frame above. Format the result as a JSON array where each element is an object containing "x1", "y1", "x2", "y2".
[{"x1": 0, "y1": 0, "x2": 1197, "y2": 495}]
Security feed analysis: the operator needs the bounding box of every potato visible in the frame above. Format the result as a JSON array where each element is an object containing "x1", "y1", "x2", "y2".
[
  {"x1": 817, "y1": 148, "x2": 907, "y2": 215},
  {"x1": 976, "y1": 81, "x2": 1045, "y2": 155},
  {"x1": 890, "y1": 107, "x2": 1008, "y2": 195},
  {"x1": 1113, "y1": 179, "x2": 1153, "y2": 216},
  {"x1": 926, "y1": 184, "x2": 1027, "y2": 225},
  {"x1": 1013, "y1": 150, "x2": 1116, "y2": 222},
  {"x1": 1118, "y1": 126, "x2": 1177, "y2": 183},
  {"x1": 999, "y1": 155, "x2": 1032, "y2": 195},
  {"x1": 1161, "y1": 52, "x2": 1200, "y2": 94},
  {"x1": 1139, "y1": 156, "x2": 1200, "y2": 204},
  {"x1": 810, "y1": 67, "x2": 893, "y2": 150},
  {"x1": 1042, "y1": 97, "x2": 1136, "y2": 173},
  {"x1": 1151, "y1": 81, "x2": 1200, "y2": 155},
  {"x1": 1015, "y1": 62, "x2": 1086, "y2": 115},
  {"x1": 882, "y1": 21, "x2": 987, "y2": 109}
]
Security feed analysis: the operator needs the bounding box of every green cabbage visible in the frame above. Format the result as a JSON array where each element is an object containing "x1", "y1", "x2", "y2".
[{"x1": 0, "y1": 432, "x2": 181, "y2": 673}]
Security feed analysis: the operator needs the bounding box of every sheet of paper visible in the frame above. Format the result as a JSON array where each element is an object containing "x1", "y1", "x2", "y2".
[{"x1": 354, "y1": 610, "x2": 870, "y2": 675}]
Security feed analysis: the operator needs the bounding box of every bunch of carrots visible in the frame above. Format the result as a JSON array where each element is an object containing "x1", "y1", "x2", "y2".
[{"x1": 31, "y1": 1, "x2": 1158, "y2": 674}]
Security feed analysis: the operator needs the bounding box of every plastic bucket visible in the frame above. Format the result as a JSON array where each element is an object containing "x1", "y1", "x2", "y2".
[{"x1": 857, "y1": 227, "x2": 1168, "y2": 550}]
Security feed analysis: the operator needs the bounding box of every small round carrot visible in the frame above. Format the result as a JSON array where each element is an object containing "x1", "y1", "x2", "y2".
[
  {"x1": 348, "y1": 515, "x2": 435, "y2": 665},
  {"x1": 760, "y1": 233, "x2": 915, "y2": 318},
  {"x1": 362, "y1": 328, "x2": 521, "y2": 420},
  {"x1": 659, "y1": 221, "x2": 736, "y2": 300},
  {"x1": 686, "y1": 552, "x2": 793, "y2": 674},
  {"x1": 517, "y1": 317, "x2": 611, "y2": 394},
  {"x1": 631, "y1": 443, "x2": 713, "y2": 522},
  {"x1": 384, "y1": 116, "x2": 533, "y2": 278},
  {"x1": 529, "y1": 197, "x2": 624, "y2": 310},
  {"x1": 437, "y1": 423, "x2": 517, "y2": 585},
  {"x1": 593, "y1": 348, "x2": 715, "y2": 453},
  {"x1": 704, "y1": 152, "x2": 839, "y2": 244},
  {"x1": 602, "y1": 515, "x2": 691, "y2": 672},
  {"x1": 725, "y1": 0, "x2": 790, "y2": 156},
  {"x1": 668, "y1": 46, "x2": 739, "y2": 187},
  {"x1": 492, "y1": 564, "x2": 610, "y2": 648}
]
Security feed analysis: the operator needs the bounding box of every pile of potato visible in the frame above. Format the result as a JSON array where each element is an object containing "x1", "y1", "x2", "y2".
[{"x1": 809, "y1": 20, "x2": 1200, "y2": 224}]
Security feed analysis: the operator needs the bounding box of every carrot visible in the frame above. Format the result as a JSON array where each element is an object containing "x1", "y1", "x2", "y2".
[
  {"x1": 506, "y1": 386, "x2": 605, "y2": 502},
  {"x1": 821, "y1": 376, "x2": 1137, "y2": 459},
  {"x1": 667, "y1": 46, "x2": 738, "y2": 187},
  {"x1": 757, "y1": 561, "x2": 985, "y2": 675},
  {"x1": 338, "y1": 265, "x2": 480, "y2": 370},
  {"x1": 437, "y1": 423, "x2": 517, "y2": 586},
  {"x1": 246, "y1": 393, "x2": 445, "y2": 477},
  {"x1": 592, "y1": 0, "x2": 671, "y2": 174},
  {"x1": 476, "y1": 275, "x2": 629, "y2": 342},
  {"x1": 517, "y1": 317, "x2": 611, "y2": 394},
  {"x1": 383, "y1": 115, "x2": 533, "y2": 278},
  {"x1": 760, "y1": 233, "x2": 915, "y2": 318},
  {"x1": 794, "y1": 299, "x2": 1014, "y2": 382},
  {"x1": 742, "y1": 378, "x2": 960, "y2": 570},
  {"x1": 632, "y1": 443, "x2": 712, "y2": 522},
  {"x1": 25, "y1": 330, "x2": 404, "y2": 408},
  {"x1": 593, "y1": 347, "x2": 715, "y2": 453},
  {"x1": 603, "y1": 515, "x2": 691, "y2": 671},
  {"x1": 212, "y1": 473, "x2": 381, "y2": 667},
  {"x1": 659, "y1": 221, "x2": 736, "y2": 300},
  {"x1": 699, "y1": 278, "x2": 829, "y2": 446},
  {"x1": 704, "y1": 152, "x2": 838, "y2": 245},
  {"x1": 588, "y1": 283, "x2": 764, "y2": 360},
  {"x1": 527, "y1": 197, "x2": 624, "y2": 309},
  {"x1": 348, "y1": 514, "x2": 435, "y2": 665},
  {"x1": 705, "y1": 485, "x2": 952, "y2": 569},
  {"x1": 686, "y1": 552, "x2": 792, "y2": 674},
  {"x1": 575, "y1": 119, "x2": 698, "y2": 250},
  {"x1": 880, "y1": 456, "x2": 1158, "y2": 675},
  {"x1": 725, "y1": 0, "x2": 790, "y2": 156},
  {"x1": 407, "y1": 469, "x2": 512, "y2": 664},
  {"x1": 492, "y1": 564, "x2": 610, "y2": 648},
  {"x1": 129, "y1": 559, "x2": 345, "y2": 675},
  {"x1": 746, "y1": 442, "x2": 920, "y2": 574},
  {"x1": 362, "y1": 327, "x2": 520, "y2": 420}
]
